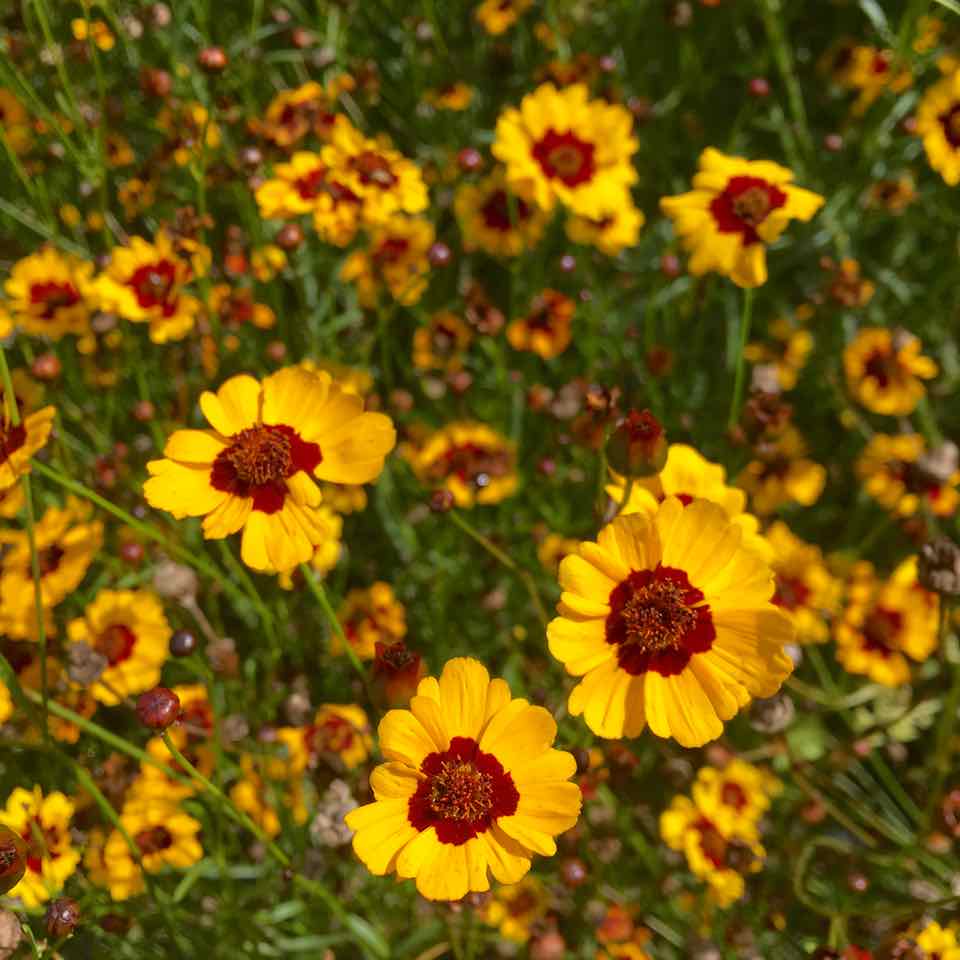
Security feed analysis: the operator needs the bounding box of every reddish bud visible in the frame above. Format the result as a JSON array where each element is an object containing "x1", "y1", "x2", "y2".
[
  {"x1": 559, "y1": 254, "x2": 576, "y2": 273},
  {"x1": 606, "y1": 409, "x2": 668, "y2": 477},
  {"x1": 457, "y1": 147, "x2": 483, "y2": 172},
  {"x1": 373, "y1": 640, "x2": 426, "y2": 705},
  {"x1": 823, "y1": 133, "x2": 843, "y2": 152},
  {"x1": 140, "y1": 67, "x2": 172, "y2": 98},
  {"x1": 120, "y1": 541, "x2": 145, "y2": 566},
  {"x1": 291, "y1": 27, "x2": 314, "y2": 48},
  {"x1": 32, "y1": 352, "x2": 61, "y2": 381},
  {"x1": 46, "y1": 898, "x2": 80, "y2": 938},
  {"x1": 660, "y1": 252, "x2": 681, "y2": 278},
  {"x1": 560, "y1": 857, "x2": 588, "y2": 887},
  {"x1": 170, "y1": 630, "x2": 198, "y2": 658},
  {"x1": 530, "y1": 932, "x2": 567, "y2": 960},
  {"x1": 133, "y1": 400, "x2": 155, "y2": 422},
  {"x1": 748, "y1": 77, "x2": 770, "y2": 97},
  {"x1": 136, "y1": 686, "x2": 181, "y2": 730},
  {"x1": 429, "y1": 489, "x2": 455, "y2": 513},
  {"x1": 275, "y1": 223, "x2": 303, "y2": 250},
  {"x1": 428, "y1": 242, "x2": 452, "y2": 267},
  {"x1": 197, "y1": 46, "x2": 228, "y2": 73}
]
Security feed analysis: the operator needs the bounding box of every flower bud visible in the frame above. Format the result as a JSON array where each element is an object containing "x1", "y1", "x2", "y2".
[
  {"x1": 197, "y1": 46, "x2": 228, "y2": 73},
  {"x1": 169, "y1": 630, "x2": 197, "y2": 658},
  {"x1": 605, "y1": 409, "x2": 667, "y2": 478},
  {"x1": 429, "y1": 489, "x2": 455, "y2": 513},
  {"x1": 136, "y1": 687, "x2": 181, "y2": 730},
  {"x1": 152, "y1": 560, "x2": 198, "y2": 602},
  {"x1": 46, "y1": 898, "x2": 80, "y2": 938},
  {"x1": 0, "y1": 826, "x2": 26, "y2": 895}
]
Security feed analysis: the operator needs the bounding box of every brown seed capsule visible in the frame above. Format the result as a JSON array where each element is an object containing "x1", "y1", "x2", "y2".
[
  {"x1": 0, "y1": 826, "x2": 26, "y2": 895},
  {"x1": 429, "y1": 489, "x2": 455, "y2": 513},
  {"x1": 748, "y1": 77, "x2": 770, "y2": 98},
  {"x1": 457, "y1": 147, "x2": 483, "y2": 173},
  {"x1": 31, "y1": 352, "x2": 61, "y2": 380},
  {"x1": 275, "y1": 222, "x2": 304, "y2": 250},
  {"x1": 140, "y1": 67, "x2": 172, "y2": 98},
  {"x1": 46, "y1": 898, "x2": 80, "y2": 938},
  {"x1": 132, "y1": 400, "x2": 155, "y2": 422},
  {"x1": 136, "y1": 687, "x2": 181, "y2": 730},
  {"x1": 198, "y1": 46, "x2": 228, "y2": 74},
  {"x1": 170, "y1": 630, "x2": 197, "y2": 658},
  {"x1": 428, "y1": 242, "x2": 452, "y2": 267},
  {"x1": 918, "y1": 538, "x2": 960, "y2": 596}
]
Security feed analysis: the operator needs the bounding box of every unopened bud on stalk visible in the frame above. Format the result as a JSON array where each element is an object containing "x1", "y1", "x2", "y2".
[
  {"x1": 136, "y1": 687, "x2": 181, "y2": 730},
  {"x1": 605, "y1": 409, "x2": 667, "y2": 477},
  {"x1": 45, "y1": 898, "x2": 80, "y2": 938}
]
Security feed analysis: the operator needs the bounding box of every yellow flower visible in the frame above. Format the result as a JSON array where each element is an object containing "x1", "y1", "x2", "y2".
[
  {"x1": 743, "y1": 317, "x2": 813, "y2": 391},
  {"x1": 0, "y1": 386, "x2": 55, "y2": 493},
  {"x1": 117, "y1": 177, "x2": 157, "y2": 220},
  {"x1": 660, "y1": 792, "x2": 763, "y2": 908},
  {"x1": 0, "y1": 482, "x2": 24, "y2": 517},
  {"x1": 320, "y1": 481, "x2": 368, "y2": 514},
  {"x1": 345, "y1": 657, "x2": 581, "y2": 901},
  {"x1": 480, "y1": 874, "x2": 549, "y2": 942},
  {"x1": 835, "y1": 558, "x2": 939, "y2": 687},
  {"x1": 493, "y1": 83, "x2": 637, "y2": 218},
  {"x1": 144, "y1": 366, "x2": 395, "y2": 574},
  {"x1": 66, "y1": 589, "x2": 171, "y2": 705},
  {"x1": 271, "y1": 704, "x2": 373, "y2": 776},
  {"x1": 251, "y1": 244, "x2": 287, "y2": 281},
  {"x1": 93, "y1": 232, "x2": 203, "y2": 343},
  {"x1": 230, "y1": 755, "x2": 283, "y2": 838},
  {"x1": 4, "y1": 246, "x2": 96, "y2": 340},
  {"x1": 475, "y1": 0, "x2": 533, "y2": 35},
  {"x1": 606, "y1": 443, "x2": 770, "y2": 560},
  {"x1": 507, "y1": 289, "x2": 576, "y2": 359},
  {"x1": 842, "y1": 46, "x2": 912, "y2": 115},
  {"x1": 857, "y1": 433, "x2": 960, "y2": 518},
  {"x1": 413, "y1": 311, "x2": 473, "y2": 373},
  {"x1": 0, "y1": 498, "x2": 103, "y2": 637},
  {"x1": 737, "y1": 426, "x2": 826, "y2": 515},
  {"x1": 158, "y1": 101, "x2": 220, "y2": 167},
  {"x1": 340, "y1": 216, "x2": 435, "y2": 307},
  {"x1": 425, "y1": 83, "x2": 474, "y2": 111},
  {"x1": 915, "y1": 921, "x2": 960, "y2": 959},
  {"x1": 844, "y1": 327, "x2": 938, "y2": 416},
  {"x1": 322, "y1": 116, "x2": 428, "y2": 224},
  {"x1": 102, "y1": 796, "x2": 203, "y2": 901},
  {"x1": 565, "y1": 202, "x2": 645, "y2": 256},
  {"x1": 454, "y1": 168, "x2": 549, "y2": 257},
  {"x1": 278, "y1": 504, "x2": 344, "y2": 588},
  {"x1": 336, "y1": 581, "x2": 407, "y2": 660},
  {"x1": 0, "y1": 88, "x2": 31, "y2": 154},
  {"x1": 766, "y1": 522, "x2": 841, "y2": 645},
  {"x1": 537, "y1": 532, "x2": 580, "y2": 573},
  {"x1": 254, "y1": 81, "x2": 340, "y2": 148},
  {"x1": 0, "y1": 681, "x2": 10, "y2": 725},
  {"x1": 405, "y1": 421, "x2": 518, "y2": 508},
  {"x1": 690, "y1": 759, "x2": 781, "y2": 835},
  {"x1": 547, "y1": 499, "x2": 794, "y2": 747},
  {"x1": 660, "y1": 148, "x2": 823, "y2": 288},
  {"x1": 0, "y1": 786, "x2": 80, "y2": 907},
  {"x1": 71, "y1": 18, "x2": 115, "y2": 50}
]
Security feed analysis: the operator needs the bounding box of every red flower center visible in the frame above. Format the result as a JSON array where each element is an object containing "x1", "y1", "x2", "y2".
[
  {"x1": 29, "y1": 280, "x2": 80, "y2": 319},
  {"x1": 693, "y1": 816, "x2": 755, "y2": 871},
  {"x1": 772, "y1": 574, "x2": 811, "y2": 611},
  {"x1": 0, "y1": 419, "x2": 26, "y2": 464},
  {"x1": 480, "y1": 189, "x2": 531, "y2": 231},
  {"x1": 861, "y1": 606, "x2": 903, "y2": 657},
  {"x1": 408, "y1": 737, "x2": 519, "y2": 845},
  {"x1": 430, "y1": 442, "x2": 511, "y2": 491},
  {"x1": 38, "y1": 545, "x2": 65, "y2": 577},
  {"x1": 210, "y1": 423, "x2": 322, "y2": 515},
  {"x1": 96, "y1": 623, "x2": 137, "y2": 666},
  {"x1": 305, "y1": 714, "x2": 354, "y2": 757},
  {"x1": 605, "y1": 564, "x2": 716, "y2": 676},
  {"x1": 862, "y1": 348, "x2": 897, "y2": 388},
  {"x1": 939, "y1": 103, "x2": 960, "y2": 148},
  {"x1": 294, "y1": 166, "x2": 328, "y2": 200},
  {"x1": 720, "y1": 781, "x2": 748, "y2": 810},
  {"x1": 532, "y1": 129, "x2": 596, "y2": 187},
  {"x1": 128, "y1": 260, "x2": 178, "y2": 316},
  {"x1": 352, "y1": 151, "x2": 398, "y2": 188},
  {"x1": 135, "y1": 826, "x2": 173, "y2": 855},
  {"x1": 710, "y1": 176, "x2": 787, "y2": 245},
  {"x1": 23, "y1": 818, "x2": 60, "y2": 874},
  {"x1": 373, "y1": 236, "x2": 410, "y2": 265}
]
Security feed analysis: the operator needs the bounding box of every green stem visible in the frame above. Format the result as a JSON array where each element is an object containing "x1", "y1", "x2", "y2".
[
  {"x1": 614, "y1": 474, "x2": 634, "y2": 518},
  {"x1": 924, "y1": 599, "x2": 958, "y2": 832},
  {"x1": 727, "y1": 286, "x2": 754, "y2": 431},
  {"x1": 21, "y1": 476, "x2": 48, "y2": 741},
  {"x1": 448, "y1": 510, "x2": 549, "y2": 627}
]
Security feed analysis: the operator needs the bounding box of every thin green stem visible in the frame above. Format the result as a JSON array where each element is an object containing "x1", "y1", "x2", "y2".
[
  {"x1": 924, "y1": 599, "x2": 958, "y2": 832},
  {"x1": 727, "y1": 286, "x2": 754, "y2": 430},
  {"x1": 448, "y1": 510, "x2": 549, "y2": 626},
  {"x1": 21, "y1": 476, "x2": 49, "y2": 741},
  {"x1": 614, "y1": 475, "x2": 634, "y2": 518}
]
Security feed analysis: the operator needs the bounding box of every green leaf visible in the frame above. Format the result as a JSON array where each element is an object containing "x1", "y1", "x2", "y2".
[{"x1": 934, "y1": 0, "x2": 960, "y2": 15}]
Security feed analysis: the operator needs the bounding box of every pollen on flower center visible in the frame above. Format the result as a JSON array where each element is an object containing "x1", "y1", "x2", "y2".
[
  {"x1": 129, "y1": 261, "x2": 176, "y2": 309},
  {"x1": 732, "y1": 186, "x2": 773, "y2": 226},
  {"x1": 531, "y1": 129, "x2": 596, "y2": 186},
  {"x1": 428, "y1": 760, "x2": 495, "y2": 822},
  {"x1": 96, "y1": 623, "x2": 137, "y2": 666},
  {"x1": 620, "y1": 579, "x2": 698, "y2": 653},
  {"x1": 353, "y1": 151, "x2": 398, "y2": 188},
  {"x1": 224, "y1": 424, "x2": 293, "y2": 486}
]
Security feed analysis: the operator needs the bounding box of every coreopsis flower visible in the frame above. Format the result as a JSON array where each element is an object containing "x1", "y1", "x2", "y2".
[
  {"x1": 0, "y1": 483, "x2": 24, "y2": 517},
  {"x1": 842, "y1": 46, "x2": 912, "y2": 114},
  {"x1": 278, "y1": 505, "x2": 344, "y2": 589},
  {"x1": 480, "y1": 874, "x2": 549, "y2": 942},
  {"x1": 345, "y1": 657, "x2": 581, "y2": 901},
  {"x1": 143, "y1": 366, "x2": 395, "y2": 573},
  {"x1": 208, "y1": 284, "x2": 276, "y2": 332},
  {"x1": 0, "y1": 787, "x2": 80, "y2": 907},
  {"x1": 475, "y1": 0, "x2": 532, "y2": 35},
  {"x1": 413, "y1": 311, "x2": 473, "y2": 373},
  {"x1": 844, "y1": 327, "x2": 937, "y2": 416},
  {"x1": 537, "y1": 532, "x2": 580, "y2": 573},
  {"x1": 322, "y1": 116, "x2": 428, "y2": 223},
  {"x1": 743, "y1": 317, "x2": 813, "y2": 391},
  {"x1": 916, "y1": 69, "x2": 960, "y2": 187},
  {"x1": 0, "y1": 386, "x2": 55, "y2": 493},
  {"x1": 866, "y1": 174, "x2": 917, "y2": 213},
  {"x1": 767, "y1": 522, "x2": 841, "y2": 645},
  {"x1": 157, "y1": 101, "x2": 220, "y2": 167},
  {"x1": 425, "y1": 83, "x2": 474, "y2": 111},
  {"x1": 454, "y1": 169, "x2": 548, "y2": 257},
  {"x1": 229, "y1": 755, "x2": 283, "y2": 838},
  {"x1": 660, "y1": 790, "x2": 764, "y2": 907},
  {"x1": 823, "y1": 257, "x2": 875, "y2": 309},
  {"x1": 117, "y1": 176, "x2": 158, "y2": 220},
  {"x1": 691, "y1": 760, "x2": 781, "y2": 835},
  {"x1": 737, "y1": 426, "x2": 826, "y2": 515},
  {"x1": 606, "y1": 443, "x2": 770, "y2": 559},
  {"x1": 336, "y1": 581, "x2": 406, "y2": 660},
  {"x1": 105, "y1": 133, "x2": 135, "y2": 167},
  {"x1": 507, "y1": 289, "x2": 576, "y2": 359},
  {"x1": 0, "y1": 499, "x2": 103, "y2": 637},
  {"x1": 253, "y1": 81, "x2": 340, "y2": 147},
  {"x1": 547, "y1": 499, "x2": 794, "y2": 747},
  {"x1": 493, "y1": 83, "x2": 637, "y2": 217},
  {"x1": 660, "y1": 148, "x2": 824, "y2": 288},
  {"x1": 93, "y1": 233, "x2": 204, "y2": 343},
  {"x1": 835, "y1": 558, "x2": 939, "y2": 686},
  {"x1": 66, "y1": 590, "x2": 171, "y2": 706},
  {"x1": 564, "y1": 202, "x2": 645, "y2": 256},
  {"x1": 0, "y1": 681, "x2": 10, "y2": 725},
  {"x1": 321, "y1": 481, "x2": 368, "y2": 514},
  {"x1": 857, "y1": 433, "x2": 960, "y2": 518},
  {"x1": 913, "y1": 921, "x2": 960, "y2": 959},
  {"x1": 101, "y1": 797, "x2": 203, "y2": 901},
  {"x1": 274, "y1": 704, "x2": 373, "y2": 775},
  {"x1": 71, "y1": 17, "x2": 115, "y2": 50},
  {"x1": 340, "y1": 216, "x2": 435, "y2": 307},
  {"x1": 3, "y1": 247, "x2": 95, "y2": 340},
  {"x1": 406, "y1": 421, "x2": 518, "y2": 507},
  {"x1": 0, "y1": 88, "x2": 31, "y2": 154}
]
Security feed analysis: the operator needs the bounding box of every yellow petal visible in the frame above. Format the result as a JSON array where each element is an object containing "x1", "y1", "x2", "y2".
[
  {"x1": 479, "y1": 702, "x2": 556, "y2": 772},
  {"x1": 262, "y1": 366, "x2": 326, "y2": 428},
  {"x1": 481, "y1": 826, "x2": 532, "y2": 884},
  {"x1": 200, "y1": 374, "x2": 261, "y2": 436},
  {"x1": 370, "y1": 761, "x2": 423, "y2": 799},
  {"x1": 379, "y1": 708, "x2": 441, "y2": 767},
  {"x1": 567, "y1": 658, "x2": 632, "y2": 738},
  {"x1": 547, "y1": 616, "x2": 613, "y2": 676},
  {"x1": 437, "y1": 657, "x2": 490, "y2": 741},
  {"x1": 163, "y1": 429, "x2": 226, "y2": 463},
  {"x1": 644, "y1": 669, "x2": 724, "y2": 747},
  {"x1": 144, "y1": 460, "x2": 226, "y2": 518}
]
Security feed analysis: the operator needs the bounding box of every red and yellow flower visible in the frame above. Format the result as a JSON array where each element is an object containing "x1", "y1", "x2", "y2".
[
  {"x1": 273, "y1": 704, "x2": 373, "y2": 776},
  {"x1": 413, "y1": 311, "x2": 473, "y2": 373},
  {"x1": 454, "y1": 169, "x2": 548, "y2": 257},
  {"x1": 475, "y1": 0, "x2": 533, "y2": 35},
  {"x1": 916, "y1": 68, "x2": 960, "y2": 185},
  {"x1": 0, "y1": 385, "x2": 55, "y2": 493},
  {"x1": 844, "y1": 327, "x2": 937, "y2": 416},
  {"x1": 144, "y1": 366, "x2": 395, "y2": 573},
  {"x1": 345, "y1": 657, "x2": 581, "y2": 901},
  {"x1": 737, "y1": 426, "x2": 826, "y2": 515},
  {"x1": 660, "y1": 148, "x2": 823, "y2": 288},
  {"x1": 547, "y1": 499, "x2": 794, "y2": 747},
  {"x1": 565, "y1": 202, "x2": 644, "y2": 256},
  {"x1": 336, "y1": 581, "x2": 407, "y2": 661},
  {"x1": 506, "y1": 289, "x2": 576, "y2": 359}
]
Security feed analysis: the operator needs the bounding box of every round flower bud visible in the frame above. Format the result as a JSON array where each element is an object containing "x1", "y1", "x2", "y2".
[
  {"x1": 275, "y1": 223, "x2": 304, "y2": 250},
  {"x1": 748, "y1": 77, "x2": 770, "y2": 98},
  {"x1": 197, "y1": 46, "x2": 228, "y2": 73},
  {"x1": 170, "y1": 630, "x2": 198, "y2": 658},
  {"x1": 457, "y1": 147, "x2": 483, "y2": 172},
  {"x1": 133, "y1": 400, "x2": 155, "y2": 422},
  {"x1": 605, "y1": 409, "x2": 668, "y2": 478},
  {"x1": 32, "y1": 352, "x2": 62, "y2": 381},
  {"x1": 0, "y1": 825, "x2": 27, "y2": 895},
  {"x1": 428, "y1": 242, "x2": 452, "y2": 268},
  {"x1": 560, "y1": 857, "x2": 588, "y2": 887},
  {"x1": 530, "y1": 932, "x2": 567, "y2": 960},
  {"x1": 152, "y1": 560, "x2": 198, "y2": 601},
  {"x1": 46, "y1": 898, "x2": 80, "y2": 938},
  {"x1": 136, "y1": 687, "x2": 181, "y2": 730},
  {"x1": 429, "y1": 489, "x2": 455, "y2": 513}
]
